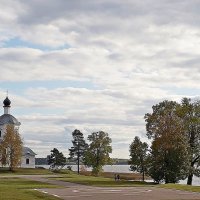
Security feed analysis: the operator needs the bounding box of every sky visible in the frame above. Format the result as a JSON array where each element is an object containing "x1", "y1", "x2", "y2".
[{"x1": 0, "y1": 0, "x2": 200, "y2": 159}]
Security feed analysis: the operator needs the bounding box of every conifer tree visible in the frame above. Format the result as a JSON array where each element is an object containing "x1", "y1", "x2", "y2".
[
  {"x1": 69, "y1": 129, "x2": 88, "y2": 174},
  {"x1": 47, "y1": 148, "x2": 66, "y2": 171}
]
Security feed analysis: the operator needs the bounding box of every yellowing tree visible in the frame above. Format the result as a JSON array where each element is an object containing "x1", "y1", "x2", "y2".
[
  {"x1": 145, "y1": 100, "x2": 189, "y2": 183},
  {"x1": 0, "y1": 125, "x2": 23, "y2": 171}
]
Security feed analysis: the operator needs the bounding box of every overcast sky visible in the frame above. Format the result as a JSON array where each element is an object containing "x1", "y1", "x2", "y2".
[{"x1": 0, "y1": 0, "x2": 200, "y2": 159}]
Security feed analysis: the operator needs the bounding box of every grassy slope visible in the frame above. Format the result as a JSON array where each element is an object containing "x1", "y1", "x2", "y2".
[{"x1": 0, "y1": 177, "x2": 60, "y2": 200}]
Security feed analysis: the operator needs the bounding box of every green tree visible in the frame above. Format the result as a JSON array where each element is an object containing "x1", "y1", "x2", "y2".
[
  {"x1": 68, "y1": 129, "x2": 88, "y2": 174},
  {"x1": 47, "y1": 148, "x2": 66, "y2": 171},
  {"x1": 0, "y1": 124, "x2": 23, "y2": 171},
  {"x1": 177, "y1": 98, "x2": 200, "y2": 185},
  {"x1": 129, "y1": 136, "x2": 148, "y2": 181},
  {"x1": 145, "y1": 100, "x2": 189, "y2": 183},
  {"x1": 148, "y1": 129, "x2": 189, "y2": 183},
  {"x1": 84, "y1": 131, "x2": 112, "y2": 176}
]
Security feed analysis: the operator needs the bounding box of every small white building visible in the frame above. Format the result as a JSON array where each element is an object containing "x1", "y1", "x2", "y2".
[
  {"x1": 21, "y1": 147, "x2": 37, "y2": 168},
  {"x1": 0, "y1": 96, "x2": 36, "y2": 168}
]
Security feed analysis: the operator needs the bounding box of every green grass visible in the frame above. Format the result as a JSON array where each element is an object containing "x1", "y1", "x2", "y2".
[
  {"x1": 159, "y1": 183, "x2": 200, "y2": 193},
  {"x1": 0, "y1": 167, "x2": 53, "y2": 175},
  {"x1": 0, "y1": 177, "x2": 60, "y2": 200},
  {"x1": 51, "y1": 172, "x2": 155, "y2": 187}
]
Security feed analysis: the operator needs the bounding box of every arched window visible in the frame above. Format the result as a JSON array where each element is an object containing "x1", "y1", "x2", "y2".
[{"x1": 26, "y1": 158, "x2": 29, "y2": 165}]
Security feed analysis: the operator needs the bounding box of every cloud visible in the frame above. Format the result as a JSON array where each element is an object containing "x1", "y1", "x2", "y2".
[{"x1": 0, "y1": 0, "x2": 200, "y2": 158}]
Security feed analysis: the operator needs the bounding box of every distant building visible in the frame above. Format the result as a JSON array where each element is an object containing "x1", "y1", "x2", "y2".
[{"x1": 0, "y1": 96, "x2": 36, "y2": 168}]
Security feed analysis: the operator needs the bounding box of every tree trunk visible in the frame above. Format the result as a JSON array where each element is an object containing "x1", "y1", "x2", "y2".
[
  {"x1": 187, "y1": 173, "x2": 193, "y2": 185},
  {"x1": 142, "y1": 170, "x2": 145, "y2": 181},
  {"x1": 141, "y1": 165, "x2": 145, "y2": 181},
  {"x1": 77, "y1": 156, "x2": 80, "y2": 174},
  {"x1": 77, "y1": 146, "x2": 80, "y2": 174},
  {"x1": 187, "y1": 159, "x2": 197, "y2": 185}
]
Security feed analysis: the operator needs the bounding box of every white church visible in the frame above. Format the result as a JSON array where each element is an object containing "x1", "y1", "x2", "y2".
[{"x1": 0, "y1": 96, "x2": 36, "y2": 168}]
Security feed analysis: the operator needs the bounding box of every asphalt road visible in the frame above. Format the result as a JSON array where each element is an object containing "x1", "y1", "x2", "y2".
[
  {"x1": 4, "y1": 175, "x2": 200, "y2": 200},
  {"x1": 36, "y1": 186, "x2": 200, "y2": 200}
]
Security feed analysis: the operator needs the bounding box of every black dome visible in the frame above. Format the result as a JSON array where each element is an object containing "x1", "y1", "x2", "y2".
[{"x1": 3, "y1": 97, "x2": 11, "y2": 107}]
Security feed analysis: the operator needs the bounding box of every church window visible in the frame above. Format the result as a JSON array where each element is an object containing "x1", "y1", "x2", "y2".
[{"x1": 26, "y1": 158, "x2": 29, "y2": 165}]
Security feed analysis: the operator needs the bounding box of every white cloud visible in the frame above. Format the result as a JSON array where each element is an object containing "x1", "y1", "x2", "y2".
[{"x1": 0, "y1": 0, "x2": 200, "y2": 158}]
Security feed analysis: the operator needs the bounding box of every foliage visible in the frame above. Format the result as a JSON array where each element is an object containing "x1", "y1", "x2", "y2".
[
  {"x1": 177, "y1": 98, "x2": 200, "y2": 185},
  {"x1": 47, "y1": 148, "x2": 66, "y2": 171},
  {"x1": 0, "y1": 125, "x2": 23, "y2": 171},
  {"x1": 145, "y1": 100, "x2": 178, "y2": 139},
  {"x1": 144, "y1": 100, "x2": 189, "y2": 183},
  {"x1": 68, "y1": 129, "x2": 88, "y2": 174},
  {"x1": 129, "y1": 136, "x2": 148, "y2": 181},
  {"x1": 84, "y1": 131, "x2": 112, "y2": 176}
]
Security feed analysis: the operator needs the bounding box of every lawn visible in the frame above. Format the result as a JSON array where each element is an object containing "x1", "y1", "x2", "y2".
[
  {"x1": 0, "y1": 177, "x2": 60, "y2": 200},
  {"x1": 51, "y1": 171, "x2": 155, "y2": 187},
  {"x1": 0, "y1": 167, "x2": 53, "y2": 175}
]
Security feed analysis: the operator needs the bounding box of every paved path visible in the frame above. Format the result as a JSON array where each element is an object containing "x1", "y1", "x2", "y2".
[{"x1": 2, "y1": 175, "x2": 200, "y2": 200}]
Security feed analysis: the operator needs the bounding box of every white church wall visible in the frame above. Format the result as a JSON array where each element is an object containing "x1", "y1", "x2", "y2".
[{"x1": 21, "y1": 155, "x2": 36, "y2": 168}]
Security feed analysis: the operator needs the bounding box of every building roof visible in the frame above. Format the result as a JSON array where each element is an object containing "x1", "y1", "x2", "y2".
[
  {"x1": 0, "y1": 114, "x2": 21, "y2": 126},
  {"x1": 22, "y1": 147, "x2": 37, "y2": 156}
]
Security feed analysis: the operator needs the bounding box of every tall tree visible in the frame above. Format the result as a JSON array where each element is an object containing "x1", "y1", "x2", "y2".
[
  {"x1": 129, "y1": 136, "x2": 148, "y2": 181},
  {"x1": 177, "y1": 98, "x2": 200, "y2": 185},
  {"x1": 0, "y1": 124, "x2": 23, "y2": 171},
  {"x1": 145, "y1": 100, "x2": 189, "y2": 183},
  {"x1": 47, "y1": 148, "x2": 66, "y2": 171},
  {"x1": 84, "y1": 131, "x2": 112, "y2": 176},
  {"x1": 68, "y1": 129, "x2": 88, "y2": 174}
]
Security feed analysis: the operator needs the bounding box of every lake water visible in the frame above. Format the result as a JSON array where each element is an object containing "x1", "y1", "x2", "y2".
[{"x1": 36, "y1": 164, "x2": 200, "y2": 186}]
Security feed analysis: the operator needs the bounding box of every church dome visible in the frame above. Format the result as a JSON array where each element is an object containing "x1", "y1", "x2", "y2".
[
  {"x1": 3, "y1": 97, "x2": 11, "y2": 107},
  {"x1": 0, "y1": 114, "x2": 21, "y2": 126}
]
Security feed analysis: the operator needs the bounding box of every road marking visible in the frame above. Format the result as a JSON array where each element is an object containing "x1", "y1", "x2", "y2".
[
  {"x1": 121, "y1": 189, "x2": 152, "y2": 195},
  {"x1": 41, "y1": 190, "x2": 48, "y2": 194},
  {"x1": 63, "y1": 195, "x2": 92, "y2": 198},
  {"x1": 108, "y1": 189, "x2": 122, "y2": 192},
  {"x1": 73, "y1": 190, "x2": 79, "y2": 193},
  {"x1": 52, "y1": 194, "x2": 60, "y2": 197}
]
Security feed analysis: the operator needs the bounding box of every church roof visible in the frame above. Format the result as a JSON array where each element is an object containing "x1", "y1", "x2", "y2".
[
  {"x1": 0, "y1": 114, "x2": 21, "y2": 126},
  {"x1": 22, "y1": 147, "x2": 37, "y2": 156}
]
